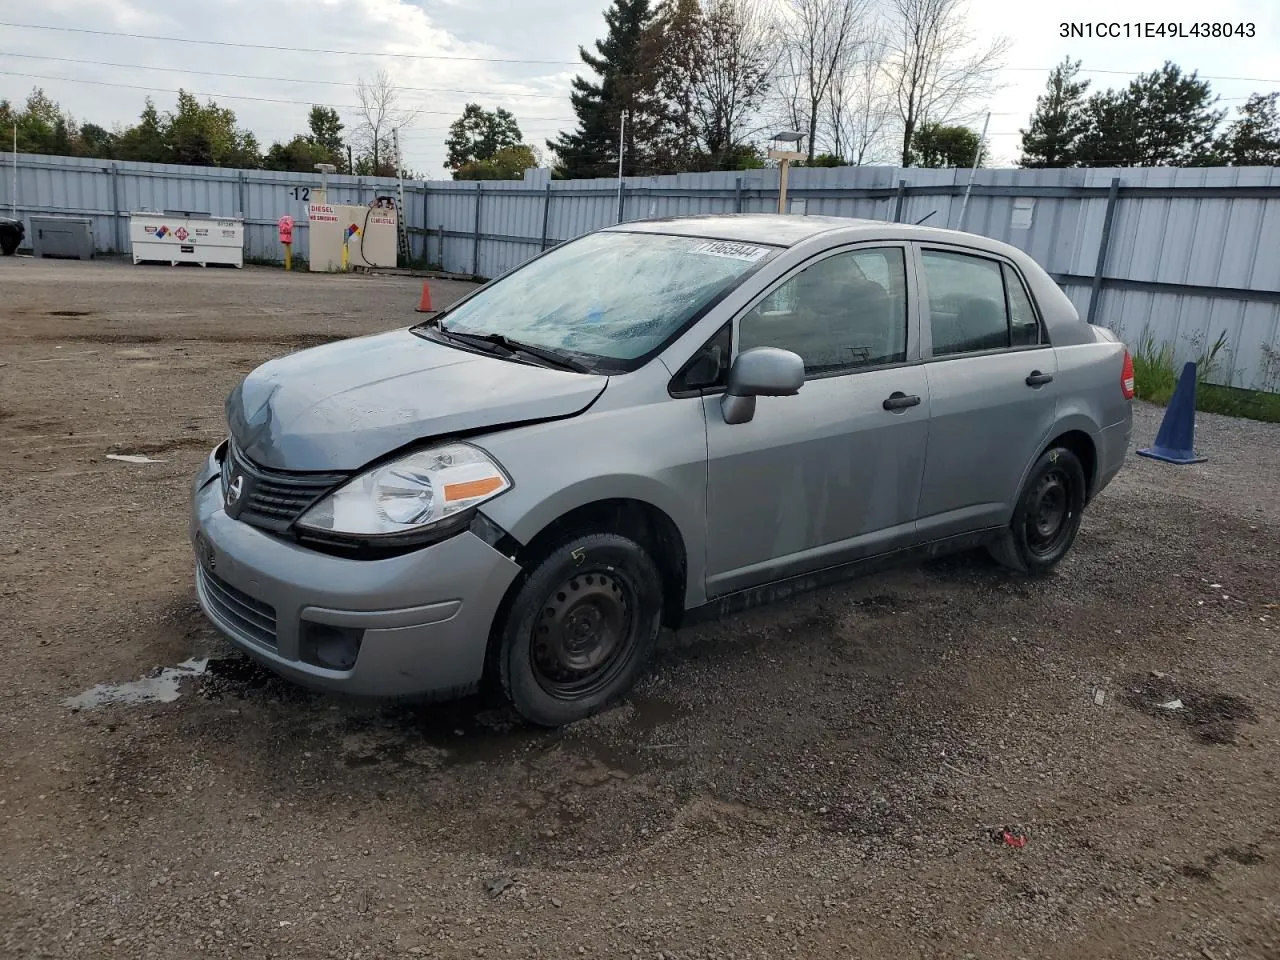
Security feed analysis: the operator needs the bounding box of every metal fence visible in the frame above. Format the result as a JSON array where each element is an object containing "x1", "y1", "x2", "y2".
[{"x1": 4, "y1": 152, "x2": 1279, "y2": 392}]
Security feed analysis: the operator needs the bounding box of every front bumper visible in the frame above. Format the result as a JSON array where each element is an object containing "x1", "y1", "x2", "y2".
[{"x1": 188, "y1": 448, "x2": 522, "y2": 698}]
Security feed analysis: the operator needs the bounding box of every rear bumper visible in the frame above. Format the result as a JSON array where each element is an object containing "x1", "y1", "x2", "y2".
[{"x1": 189, "y1": 449, "x2": 522, "y2": 698}]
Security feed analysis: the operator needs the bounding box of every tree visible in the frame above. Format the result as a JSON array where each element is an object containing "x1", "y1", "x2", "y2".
[
  {"x1": 1070, "y1": 89, "x2": 1137, "y2": 167},
  {"x1": 454, "y1": 144, "x2": 540, "y2": 180},
  {"x1": 445, "y1": 104, "x2": 523, "y2": 171},
  {"x1": 1075, "y1": 62, "x2": 1224, "y2": 167},
  {"x1": 1019, "y1": 58, "x2": 1091, "y2": 168},
  {"x1": 262, "y1": 136, "x2": 329, "y2": 172},
  {"x1": 164, "y1": 90, "x2": 260, "y2": 167},
  {"x1": 822, "y1": 28, "x2": 895, "y2": 164},
  {"x1": 911, "y1": 121, "x2": 981, "y2": 167},
  {"x1": 0, "y1": 88, "x2": 74, "y2": 155},
  {"x1": 884, "y1": 0, "x2": 1008, "y2": 166},
  {"x1": 648, "y1": 0, "x2": 704, "y2": 170},
  {"x1": 548, "y1": 0, "x2": 669, "y2": 179},
  {"x1": 775, "y1": 0, "x2": 869, "y2": 163},
  {"x1": 307, "y1": 106, "x2": 346, "y2": 169},
  {"x1": 684, "y1": 0, "x2": 776, "y2": 168},
  {"x1": 351, "y1": 69, "x2": 417, "y2": 175},
  {"x1": 803, "y1": 152, "x2": 844, "y2": 166},
  {"x1": 1215, "y1": 93, "x2": 1280, "y2": 166},
  {"x1": 115, "y1": 98, "x2": 170, "y2": 163},
  {"x1": 77, "y1": 123, "x2": 117, "y2": 159}
]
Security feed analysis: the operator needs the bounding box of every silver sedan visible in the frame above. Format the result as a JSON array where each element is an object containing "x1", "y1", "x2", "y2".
[{"x1": 191, "y1": 215, "x2": 1134, "y2": 726}]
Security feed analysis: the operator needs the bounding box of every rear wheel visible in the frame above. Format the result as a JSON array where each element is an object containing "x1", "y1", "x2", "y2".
[
  {"x1": 989, "y1": 446, "x2": 1087, "y2": 575},
  {"x1": 496, "y1": 532, "x2": 663, "y2": 727}
]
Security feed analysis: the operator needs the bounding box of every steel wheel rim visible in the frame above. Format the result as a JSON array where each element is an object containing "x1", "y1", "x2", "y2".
[
  {"x1": 1026, "y1": 468, "x2": 1073, "y2": 557},
  {"x1": 530, "y1": 568, "x2": 636, "y2": 700}
]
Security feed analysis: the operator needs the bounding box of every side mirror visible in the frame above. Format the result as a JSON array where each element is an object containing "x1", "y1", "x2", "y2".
[{"x1": 721, "y1": 347, "x2": 805, "y2": 425}]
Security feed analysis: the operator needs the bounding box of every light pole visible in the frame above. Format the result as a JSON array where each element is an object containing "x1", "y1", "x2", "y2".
[
  {"x1": 767, "y1": 131, "x2": 806, "y2": 215},
  {"x1": 616, "y1": 111, "x2": 627, "y2": 223},
  {"x1": 955, "y1": 111, "x2": 991, "y2": 232}
]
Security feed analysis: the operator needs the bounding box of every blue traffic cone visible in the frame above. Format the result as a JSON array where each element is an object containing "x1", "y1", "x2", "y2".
[{"x1": 1137, "y1": 361, "x2": 1208, "y2": 464}]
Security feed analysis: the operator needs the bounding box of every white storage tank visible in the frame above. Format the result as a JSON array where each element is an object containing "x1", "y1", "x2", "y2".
[{"x1": 130, "y1": 211, "x2": 244, "y2": 268}]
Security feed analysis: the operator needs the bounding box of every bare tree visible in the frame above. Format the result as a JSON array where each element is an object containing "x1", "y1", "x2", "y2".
[
  {"x1": 775, "y1": 0, "x2": 871, "y2": 162},
  {"x1": 884, "y1": 0, "x2": 1008, "y2": 166},
  {"x1": 351, "y1": 69, "x2": 419, "y2": 175},
  {"x1": 822, "y1": 28, "x2": 896, "y2": 163},
  {"x1": 689, "y1": 0, "x2": 779, "y2": 165}
]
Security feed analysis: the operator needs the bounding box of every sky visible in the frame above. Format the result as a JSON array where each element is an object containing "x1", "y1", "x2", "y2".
[{"x1": 1, "y1": 0, "x2": 1277, "y2": 176}]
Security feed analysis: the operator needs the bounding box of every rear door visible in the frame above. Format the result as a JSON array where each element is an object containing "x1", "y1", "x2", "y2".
[
  {"x1": 914, "y1": 245, "x2": 1058, "y2": 539},
  {"x1": 702, "y1": 243, "x2": 931, "y2": 597}
]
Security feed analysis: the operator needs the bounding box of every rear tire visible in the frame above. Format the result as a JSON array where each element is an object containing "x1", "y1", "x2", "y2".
[
  {"x1": 496, "y1": 532, "x2": 663, "y2": 727},
  {"x1": 989, "y1": 446, "x2": 1087, "y2": 576}
]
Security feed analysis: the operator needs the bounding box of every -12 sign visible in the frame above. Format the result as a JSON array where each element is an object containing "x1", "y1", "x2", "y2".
[{"x1": 290, "y1": 186, "x2": 311, "y2": 202}]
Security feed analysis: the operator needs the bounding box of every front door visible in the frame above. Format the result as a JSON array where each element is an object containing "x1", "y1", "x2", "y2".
[
  {"x1": 914, "y1": 246, "x2": 1060, "y2": 539},
  {"x1": 703, "y1": 244, "x2": 931, "y2": 598}
]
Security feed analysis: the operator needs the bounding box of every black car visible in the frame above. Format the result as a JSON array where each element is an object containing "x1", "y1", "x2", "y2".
[{"x1": 0, "y1": 217, "x2": 25, "y2": 255}]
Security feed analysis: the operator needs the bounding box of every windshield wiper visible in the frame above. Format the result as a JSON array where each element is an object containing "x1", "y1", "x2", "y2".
[{"x1": 442, "y1": 330, "x2": 591, "y2": 373}]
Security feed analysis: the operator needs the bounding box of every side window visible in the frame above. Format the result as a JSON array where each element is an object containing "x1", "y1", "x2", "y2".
[
  {"x1": 1004, "y1": 264, "x2": 1041, "y2": 347},
  {"x1": 738, "y1": 247, "x2": 908, "y2": 376},
  {"x1": 671, "y1": 323, "x2": 731, "y2": 393},
  {"x1": 921, "y1": 250, "x2": 1010, "y2": 356}
]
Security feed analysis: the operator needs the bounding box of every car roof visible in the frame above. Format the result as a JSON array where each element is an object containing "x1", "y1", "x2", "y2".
[{"x1": 609, "y1": 213, "x2": 1015, "y2": 253}]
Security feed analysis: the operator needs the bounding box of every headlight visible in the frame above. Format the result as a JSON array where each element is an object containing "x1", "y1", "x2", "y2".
[{"x1": 296, "y1": 442, "x2": 511, "y2": 538}]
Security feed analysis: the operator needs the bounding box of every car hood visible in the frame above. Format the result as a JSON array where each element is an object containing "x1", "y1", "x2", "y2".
[{"x1": 225, "y1": 328, "x2": 608, "y2": 471}]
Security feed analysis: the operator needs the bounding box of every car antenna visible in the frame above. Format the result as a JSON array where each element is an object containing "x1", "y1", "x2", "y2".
[{"x1": 915, "y1": 210, "x2": 937, "y2": 225}]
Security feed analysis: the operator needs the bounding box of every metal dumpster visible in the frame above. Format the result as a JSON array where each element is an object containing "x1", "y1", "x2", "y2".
[{"x1": 30, "y1": 216, "x2": 95, "y2": 260}]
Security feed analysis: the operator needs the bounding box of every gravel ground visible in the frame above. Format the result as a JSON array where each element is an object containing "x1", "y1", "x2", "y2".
[{"x1": 2, "y1": 257, "x2": 1279, "y2": 960}]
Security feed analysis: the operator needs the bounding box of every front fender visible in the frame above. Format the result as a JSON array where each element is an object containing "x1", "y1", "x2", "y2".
[{"x1": 474, "y1": 398, "x2": 711, "y2": 608}]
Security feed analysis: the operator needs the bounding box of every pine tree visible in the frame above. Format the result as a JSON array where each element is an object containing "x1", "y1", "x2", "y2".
[
  {"x1": 1019, "y1": 58, "x2": 1090, "y2": 168},
  {"x1": 1073, "y1": 89, "x2": 1140, "y2": 167},
  {"x1": 1076, "y1": 62, "x2": 1223, "y2": 167},
  {"x1": 547, "y1": 0, "x2": 668, "y2": 179},
  {"x1": 1214, "y1": 93, "x2": 1280, "y2": 166}
]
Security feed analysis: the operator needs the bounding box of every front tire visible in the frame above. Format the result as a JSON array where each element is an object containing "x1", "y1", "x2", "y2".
[
  {"x1": 989, "y1": 446, "x2": 1087, "y2": 575},
  {"x1": 496, "y1": 532, "x2": 663, "y2": 727}
]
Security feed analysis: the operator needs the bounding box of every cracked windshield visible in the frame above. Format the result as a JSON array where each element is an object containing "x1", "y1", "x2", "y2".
[{"x1": 435, "y1": 231, "x2": 777, "y2": 364}]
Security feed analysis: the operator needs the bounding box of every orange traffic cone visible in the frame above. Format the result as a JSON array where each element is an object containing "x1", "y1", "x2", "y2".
[{"x1": 414, "y1": 281, "x2": 433, "y2": 313}]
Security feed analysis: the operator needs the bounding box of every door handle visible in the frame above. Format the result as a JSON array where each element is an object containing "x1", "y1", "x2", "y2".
[
  {"x1": 1025, "y1": 371, "x2": 1054, "y2": 387},
  {"x1": 882, "y1": 391, "x2": 921, "y2": 411}
]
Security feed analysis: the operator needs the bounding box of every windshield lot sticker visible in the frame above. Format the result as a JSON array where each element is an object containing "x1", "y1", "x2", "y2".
[{"x1": 690, "y1": 241, "x2": 770, "y2": 262}]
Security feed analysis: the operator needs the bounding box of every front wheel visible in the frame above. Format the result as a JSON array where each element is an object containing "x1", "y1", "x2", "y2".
[
  {"x1": 495, "y1": 532, "x2": 664, "y2": 727},
  {"x1": 989, "y1": 446, "x2": 1087, "y2": 575}
]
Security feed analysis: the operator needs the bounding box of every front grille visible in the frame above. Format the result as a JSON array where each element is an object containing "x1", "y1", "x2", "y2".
[
  {"x1": 221, "y1": 438, "x2": 349, "y2": 533},
  {"x1": 197, "y1": 563, "x2": 278, "y2": 648}
]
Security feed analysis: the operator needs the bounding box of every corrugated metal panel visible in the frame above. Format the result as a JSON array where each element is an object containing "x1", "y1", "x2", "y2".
[{"x1": 3, "y1": 152, "x2": 1278, "y2": 390}]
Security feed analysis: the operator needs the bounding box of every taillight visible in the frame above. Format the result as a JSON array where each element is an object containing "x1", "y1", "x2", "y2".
[{"x1": 1121, "y1": 349, "x2": 1136, "y2": 400}]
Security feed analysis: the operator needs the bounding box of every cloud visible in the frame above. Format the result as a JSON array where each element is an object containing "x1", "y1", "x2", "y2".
[
  {"x1": 2, "y1": 0, "x2": 590, "y2": 173},
  {"x1": 4, "y1": 0, "x2": 1277, "y2": 173}
]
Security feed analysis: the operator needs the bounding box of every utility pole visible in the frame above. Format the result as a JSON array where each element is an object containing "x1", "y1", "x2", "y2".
[
  {"x1": 10, "y1": 121, "x2": 16, "y2": 220},
  {"x1": 615, "y1": 111, "x2": 626, "y2": 223},
  {"x1": 955, "y1": 111, "x2": 991, "y2": 233}
]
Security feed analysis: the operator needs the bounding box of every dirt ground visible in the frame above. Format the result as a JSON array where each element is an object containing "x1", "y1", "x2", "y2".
[{"x1": 2, "y1": 257, "x2": 1279, "y2": 960}]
